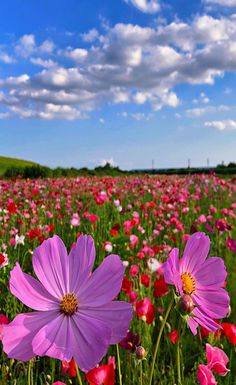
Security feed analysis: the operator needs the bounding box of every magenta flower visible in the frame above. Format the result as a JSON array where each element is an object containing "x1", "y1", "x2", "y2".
[
  {"x1": 197, "y1": 343, "x2": 229, "y2": 385},
  {"x1": 197, "y1": 365, "x2": 217, "y2": 385},
  {"x1": 163, "y1": 232, "x2": 230, "y2": 335},
  {"x1": 3, "y1": 235, "x2": 133, "y2": 372}
]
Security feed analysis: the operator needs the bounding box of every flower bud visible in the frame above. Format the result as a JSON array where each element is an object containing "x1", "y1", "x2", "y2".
[
  {"x1": 178, "y1": 294, "x2": 194, "y2": 314},
  {"x1": 135, "y1": 346, "x2": 146, "y2": 360}
]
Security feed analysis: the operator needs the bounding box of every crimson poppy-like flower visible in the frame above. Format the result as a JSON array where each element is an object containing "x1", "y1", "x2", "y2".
[
  {"x1": 222, "y1": 322, "x2": 236, "y2": 345},
  {"x1": 119, "y1": 331, "x2": 140, "y2": 353},
  {"x1": 135, "y1": 298, "x2": 155, "y2": 324},
  {"x1": 153, "y1": 277, "x2": 169, "y2": 298},
  {"x1": 167, "y1": 329, "x2": 179, "y2": 345},
  {"x1": 3, "y1": 235, "x2": 132, "y2": 372},
  {"x1": 163, "y1": 232, "x2": 230, "y2": 335},
  {"x1": 85, "y1": 356, "x2": 115, "y2": 385}
]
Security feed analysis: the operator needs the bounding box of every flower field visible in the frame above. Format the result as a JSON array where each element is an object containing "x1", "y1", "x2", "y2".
[{"x1": 0, "y1": 174, "x2": 236, "y2": 385}]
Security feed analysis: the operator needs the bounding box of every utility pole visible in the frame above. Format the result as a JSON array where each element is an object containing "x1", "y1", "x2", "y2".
[
  {"x1": 188, "y1": 158, "x2": 191, "y2": 169},
  {"x1": 152, "y1": 159, "x2": 154, "y2": 171},
  {"x1": 207, "y1": 158, "x2": 210, "y2": 168}
]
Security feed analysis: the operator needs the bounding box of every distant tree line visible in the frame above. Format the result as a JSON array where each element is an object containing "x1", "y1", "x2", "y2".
[{"x1": 3, "y1": 162, "x2": 236, "y2": 179}]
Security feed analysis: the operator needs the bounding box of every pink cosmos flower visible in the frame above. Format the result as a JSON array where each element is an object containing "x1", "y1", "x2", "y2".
[
  {"x1": 163, "y1": 232, "x2": 230, "y2": 335},
  {"x1": 3, "y1": 235, "x2": 132, "y2": 372},
  {"x1": 197, "y1": 365, "x2": 217, "y2": 385},
  {"x1": 206, "y1": 343, "x2": 229, "y2": 376}
]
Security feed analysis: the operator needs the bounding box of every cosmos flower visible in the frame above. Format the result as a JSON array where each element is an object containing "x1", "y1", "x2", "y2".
[
  {"x1": 2, "y1": 235, "x2": 133, "y2": 372},
  {"x1": 163, "y1": 232, "x2": 230, "y2": 335}
]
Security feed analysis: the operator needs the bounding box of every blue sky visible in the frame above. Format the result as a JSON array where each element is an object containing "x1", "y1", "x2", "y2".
[{"x1": 0, "y1": 0, "x2": 236, "y2": 169}]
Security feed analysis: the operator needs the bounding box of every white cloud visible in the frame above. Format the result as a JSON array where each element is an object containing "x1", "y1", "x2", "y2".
[
  {"x1": 30, "y1": 58, "x2": 57, "y2": 68},
  {"x1": 0, "y1": 112, "x2": 9, "y2": 119},
  {"x1": 186, "y1": 105, "x2": 230, "y2": 117},
  {"x1": 65, "y1": 48, "x2": 88, "y2": 62},
  {"x1": 2, "y1": 15, "x2": 236, "y2": 120},
  {"x1": 0, "y1": 52, "x2": 15, "y2": 64},
  {"x1": 204, "y1": 0, "x2": 236, "y2": 6},
  {"x1": 124, "y1": 0, "x2": 160, "y2": 13},
  {"x1": 81, "y1": 28, "x2": 99, "y2": 42},
  {"x1": 204, "y1": 119, "x2": 236, "y2": 130}
]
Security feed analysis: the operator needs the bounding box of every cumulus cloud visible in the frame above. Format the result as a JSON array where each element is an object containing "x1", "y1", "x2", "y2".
[
  {"x1": 0, "y1": 52, "x2": 15, "y2": 64},
  {"x1": 124, "y1": 0, "x2": 160, "y2": 13},
  {"x1": 186, "y1": 105, "x2": 230, "y2": 117},
  {"x1": 81, "y1": 28, "x2": 100, "y2": 42},
  {"x1": 2, "y1": 15, "x2": 236, "y2": 120},
  {"x1": 204, "y1": 119, "x2": 236, "y2": 130}
]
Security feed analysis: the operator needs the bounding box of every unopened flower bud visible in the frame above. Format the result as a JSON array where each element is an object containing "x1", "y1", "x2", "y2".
[
  {"x1": 178, "y1": 294, "x2": 194, "y2": 314},
  {"x1": 135, "y1": 346, "x2": 146, "y2": 360}
]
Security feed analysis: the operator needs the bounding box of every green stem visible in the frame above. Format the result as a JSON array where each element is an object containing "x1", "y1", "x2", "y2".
[
  {"x1": 148, "y1": 294, "x2": 174, "y2": 385},
  {"x1": 176, "y1": 338, "x2": 182, "y2": 385},
  {"x1": 140, "y1": 360, "x2": 143, "y2": 385},
  {"x1": 75, "y1": 361, "x2": 83, "y2": 385},
  {"x1": 27, "y1": 360, "x2": 31, "y2": 385},
  {"x1": 116, "y1": 344, "x2": 123, "y2": 385}
]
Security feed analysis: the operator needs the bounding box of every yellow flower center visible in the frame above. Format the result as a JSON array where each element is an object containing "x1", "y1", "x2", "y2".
[
  {"x1": 181, "y1": 273, "x2": 196, "y2": 295},
  {"x1": 60, "y1": 293, "x2": 78, "y2": 315}
]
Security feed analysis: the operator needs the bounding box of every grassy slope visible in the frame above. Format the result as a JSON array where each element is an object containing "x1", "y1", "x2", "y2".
[{"x1": 0, "y1": 156, "x2": 38, "y2": 175}]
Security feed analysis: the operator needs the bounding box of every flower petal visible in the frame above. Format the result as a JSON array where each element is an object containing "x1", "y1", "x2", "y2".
[
  {"x1": 78, "y1": 301, "x2": 133, "y2": 344},
  {"x1": 71, "y1": 312, "x2": 112, "y2": 372},
  {"x1": 2, "y1": 311, "x2": 56, "y2": 361},
  {"x1": 77, "y1": 254, "x2": 125, "y2": 306},
  {"x1": 32, "y1": 313, "x2": 73, "y2": 362},
  {"x1": 192, "y1": 307, "x2": 221, "y2": 332},
  {"x1": 195, "y1": 257, "x2": 227, "y2": 288},
  {"x1": 180, "y1": 232, "x2": 210, "y2": 274},
  {"x1": 69, "y1": 235, "x2": 95, "y2": 293},
  {"x1": 163, "y1": 248, "x2": 179, "y2": 285},
  {"x1": 32, "y1": 235, "x2": 69, "y2": 298},
  {"x1": 10, "y1": 263, "x2": 59, "y2": 311},
  {"x1": 192, "y1": 288, "x2": 229, "y2": 319}
]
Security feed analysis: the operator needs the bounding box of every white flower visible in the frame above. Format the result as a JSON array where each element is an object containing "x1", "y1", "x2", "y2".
[
  {"x1": 15, "y1": 234, "x2": 25, "y2": 248},
  {"x1": 147, "y1": 258, "x2": 162, "y2": 272}
]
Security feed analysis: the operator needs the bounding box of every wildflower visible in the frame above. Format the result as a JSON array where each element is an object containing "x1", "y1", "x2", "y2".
[
  {"x1": 226, "y1": 237, "x2": 236, "y2": 252},
  {"x1": 61, "y1": 358, "x2": 76, "y2": 377},
  {"x1": 135, "y1": 346, "x2": 146, "y2": 360},
  {"x1": 14, "y1": 234, "x2": 25, "y2": 248},
  {"x1": 0, "y1": 253, "x2": 8, "y2": 269},
  {"x1": 197, "y1": 344, "x2": 229, "y2": 384},
  {"x1": 3, "y1": 235, "x2": 132, "y2": 372},
  {"x1": 85, "y1": 356, "x2": 115, "y2": 385},
  {"x1": 163, "y1": 232, "x2": 230, "y2": 335},
  {"x1": 135, "y1": 298, "x2": 155, "y2": 324},
  {"x1": 140, "y1": 274, "x2": 150, "y2": 287},
  {"x1": 222, "y1": 322, "x2": 236, "y2": 344},
  {"x1": 147, "y1": 258, "x2": 162, "y2": 273},
  {"x1": 167, "y1": 329, "x2": 179, "y2": 345},
  {"x1": 70, "y1": 213, "x2": 80, "y2": 227},
  {"x1": 0, "y1": 314, "x2": 9, "y2": 340},
  {"x1": 153, "y1": 277, "x2": 169, "y2": 298},
  {"x1": 119, "y1": 331, "x2": 140, "y2": 352},
  {"x1": 104, "y1": 241, "x2": 113, "y2": 253},
  {"x1": 197, "y1": 365, "x2": 217, "y2": 385}
]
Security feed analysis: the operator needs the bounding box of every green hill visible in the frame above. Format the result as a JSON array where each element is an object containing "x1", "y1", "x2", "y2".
[{"x1": 0, "y1": 156, "x2": 38, "y2": 176}]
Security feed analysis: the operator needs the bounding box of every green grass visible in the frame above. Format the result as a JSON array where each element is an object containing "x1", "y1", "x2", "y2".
[{"x1": 0, "y1": 156, "x2": 38, "y2": 175}]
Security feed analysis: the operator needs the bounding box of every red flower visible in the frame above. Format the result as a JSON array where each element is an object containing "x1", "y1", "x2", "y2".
[
  {"x1": 0, "y1": 314, "x2": 9, "y2": 341},
  {"x1": 61, "y1": 358, "x2": 76, "y2": 377},
  {"x1": 167, "y1": 330, "x2": 179, "y2": 345},
  {"x1": 6, "y1": 201, "x2": 17, "y2": 214},
  {"x1": 222, "y1": 323, "x2": 236, "y2": 345},
  {"x1": 153, "y1": 277, "x2": 169, "y2": 298},
  {"x1": 121, "y1": 277, "x2": 132, "y2": 295},
  {"x1": 136, "y1": 298, "x2": 155, "y2": 324},
  {"x1": 85, "y1": 357, "x2": 115, "y2": 385},
  {"x1": 140, "y1": 274, "x2": 150, "y2": 287}
]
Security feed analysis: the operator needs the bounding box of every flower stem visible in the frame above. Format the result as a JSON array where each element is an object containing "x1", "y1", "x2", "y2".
[
  {"x1": 140, "y1": 360, "x2": 143, "y2": 385},
  {"x1": 176, "y1": 338, "x2": 182, "y2": 385},
  {"x1": 27, "y1": 360, "x2": 31, "y2": 385},
  {"x1": 75, "y1": 361, "x2": 83, "y2": 385},
  {"x1": 148, "y1": 294, "x2": 174, "y2": 385},
  {"x1": 116, "y1": 344, "x2": 123, "y2": 385}
]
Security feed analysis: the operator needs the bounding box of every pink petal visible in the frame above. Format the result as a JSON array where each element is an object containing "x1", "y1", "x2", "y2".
[
  {"x1": 195, "y1": 257, "x2": 227, "y2": 288},
  {"x1": 32, "y1": 235, "x2": 69, "y2": 298},
  {"x1": 2, "y1": 311, "x2": 56, "y2": 361},
  {"x1": 180, "y1": 232, "x2": 210, "y2": 274},
  {"x1": 192, "y1": 288, "x2": 229, "y2": 320},
  {"x1": 78, "y1": 301, "x2": 133, "y2": 344},
  {"x1": 32, "y1": 313, "x2": 73, "y2": 362},
  {"x1": 197, "y1": 364, "x2": 217, "y2": 385},
  {"x1": 71, "y1": 312, "x2": 112, "y2": 372},
  {"x1": 206, "y1": 344, "x2": 229, "y2": 376},
  {"x1": 163, "y1": 248, "x2": 179, "y2": 285},
  {"x1": 69, "y1": 235, "x2": 95, "y2": 293},
  {"x1": 10, "y1": 263, "x2": 59, "y2": 311},
  {"x1": 77, "y1": 254, "x2": 125, "y2": 306}
]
